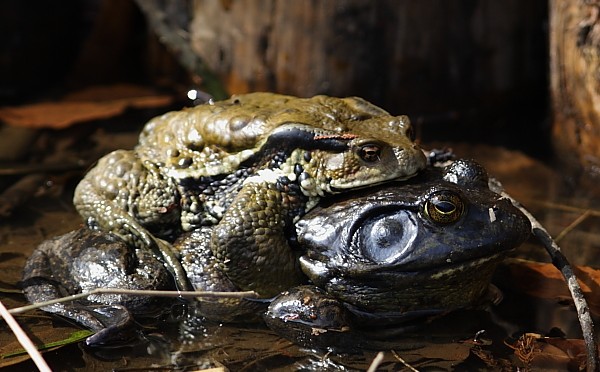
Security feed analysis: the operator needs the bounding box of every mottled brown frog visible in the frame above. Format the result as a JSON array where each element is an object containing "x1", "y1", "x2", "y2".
[
  {"x1": 73, "y1": 93, "x2": 427, "y2": 297},
  {"x1": 22, "y1": 160, "x2": 531, "y2": 348}
]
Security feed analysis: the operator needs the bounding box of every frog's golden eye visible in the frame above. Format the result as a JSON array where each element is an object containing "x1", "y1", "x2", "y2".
[
  {"x1": 358, "y1": 144, "x2": 381, "y2": 163},
  {"x1": 423, "y1": 190, "x2": 464, "y2": 224}
]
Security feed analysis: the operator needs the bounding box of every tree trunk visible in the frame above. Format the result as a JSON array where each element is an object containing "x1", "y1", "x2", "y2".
[
  {"x1": 190, "y1": 0, "x2": 547, "y2": 119},
  {"x1": 550, "y1": 0, "x2": 600, "y2": 177}
]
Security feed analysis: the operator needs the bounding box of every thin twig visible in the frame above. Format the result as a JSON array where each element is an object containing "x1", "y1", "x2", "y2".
[
  {"x1": 366, "y1": 351, "x2": 385, "y2": 372},
  {"x1": 501, "y1": 191, "x2": 599, "y2": 372},
  {"x1": 0, "y1": 298, "x2": 51, "y2": 371},
  {"x1": 555, "y1": 210, "x2": 592, "y2": 242},
  {"x1": 391, "y1": 350, "x2": 419, "y2": 372},
  {"x1": 0, "y1": 174, "x2": 46, "y2": 217},
  {"x1": 9, "y1": 288, "x2": 257, "y2": 315},
  {"x1": 523, "y1": 199, "x2": 600, "y2": 217}
]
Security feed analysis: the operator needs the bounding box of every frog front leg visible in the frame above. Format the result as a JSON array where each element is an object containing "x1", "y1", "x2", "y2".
[
  {"x1": 210, "y1": 172, "x2": 307, "y2": 298},
  {"x1": 176, "y1": 229, "x2": 267, "y2": 322},
  {"x1": 264, "y1": 285, "x2": 355, "y2": 350},
  {"x1": 73, "y1": 149, "x2": 191, "y2": 290},
  {"x1": 22, "y1": 228, "x2": 173, "y2": 346}
]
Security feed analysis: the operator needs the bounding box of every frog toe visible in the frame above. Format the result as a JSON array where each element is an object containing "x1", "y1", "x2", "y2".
[
  {"x1": 264, "y1": 285, "x2": 352, "y2": 349},
  {"x1": 83, "y1": 305, "x2": 137, "y2": 346}
]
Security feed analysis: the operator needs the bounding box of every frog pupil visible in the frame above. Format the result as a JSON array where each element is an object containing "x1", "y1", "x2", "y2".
[
  {"x1": 359, "y1": 145, "x2": 381, "y2": 162},
  {"x1": 424, "y1": 191, "x2": 464, "y2": 224},
  {"x1": 433, "y1": 200, "x2": 455, "y2": 214}
]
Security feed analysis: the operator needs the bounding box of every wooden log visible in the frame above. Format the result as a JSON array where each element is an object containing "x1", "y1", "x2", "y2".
[
  {"x1": 189, "y1": 0, "x2": 547, "y2": 118},
  {"x1": 550, "y1": 0, "x2": 600, "y2": 177}
]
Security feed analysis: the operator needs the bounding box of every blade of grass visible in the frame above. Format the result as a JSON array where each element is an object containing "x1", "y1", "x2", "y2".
[{"x1": 0, "y1": 298, "x2": 51, "y2": 371}]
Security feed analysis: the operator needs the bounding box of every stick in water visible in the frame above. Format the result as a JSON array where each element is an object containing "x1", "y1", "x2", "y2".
[
  {"x1": 9, "y1": 288, "x2": 257, "y2": 315},
  {"x1": 0, "y1": 298, "x2": 51, "y2": 372},
  {"x1": 501, "y1": 190, "x2": 598, "y2": 372}
]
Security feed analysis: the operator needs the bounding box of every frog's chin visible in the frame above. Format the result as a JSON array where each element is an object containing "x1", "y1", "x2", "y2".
[
  {"x1": 328, "y1": 172, "x2": 418, "y2": 193},
  {"x1": 299, "y1": 253, "x2": 507, "y2": 315},
  {"x1": 300, "y1": 252, "x2": 506, "y2": 282}
]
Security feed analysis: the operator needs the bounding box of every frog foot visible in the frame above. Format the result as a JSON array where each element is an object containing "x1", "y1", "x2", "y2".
[
  {"x1": 83, "y1": 305, "x2": 137, "y2": 346},
  {"x1": 264, "y1": 285, "x2": 352, "y2": 349},
  {"x1": 22, "y1": 281, "x2": 136, "y2": 346},
  {"x1": 22, "y1": 228, "x2": 174, "y2": 346},
  {"x1": 73, "y1": 150, "x2": 190, "y2": 291}
]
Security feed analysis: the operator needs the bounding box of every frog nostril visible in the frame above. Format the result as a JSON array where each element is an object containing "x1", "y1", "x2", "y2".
[{"x1": 178, "y1": 157, "x2": 193, "y2": 168}]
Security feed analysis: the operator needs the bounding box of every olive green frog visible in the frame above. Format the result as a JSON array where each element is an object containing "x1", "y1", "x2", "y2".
[
  {"x1": 73, "y1": 93, "x2": 427, "y2": 297},
  {"x1": 23, "y1": 160, "x2": 530, "y2": 347}
]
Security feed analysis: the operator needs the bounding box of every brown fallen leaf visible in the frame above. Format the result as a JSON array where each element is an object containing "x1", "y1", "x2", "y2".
[
  {"x1": 507, "y1": 333, "x2": 589, "y2": 371},
  {"x1": 501, "y1": 259, "x2": 600, "y2": 317},
  {"x1": 0, "y1": 84, "x2": 174, "y2": 129},
  {"x1": 385, "y1": 342, "x2": 473, "y2": 371},
  {"x1": 0, "y1": 322, "x2": 91, "y2": 368}
]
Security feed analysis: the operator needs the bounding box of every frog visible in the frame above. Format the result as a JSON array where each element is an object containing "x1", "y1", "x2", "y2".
[
  {"x1": 72, "y1": 92, "x2": 427, "y2": 297},
  {"x1": 22, "y1": 159, "x2": 531, "y2": 348},
  {"x1": 21, "y1": 228, "x2": 174, "y2": 345},
  {"x1": 263, "y1": 159, "x2": 532, "y2": 347}
]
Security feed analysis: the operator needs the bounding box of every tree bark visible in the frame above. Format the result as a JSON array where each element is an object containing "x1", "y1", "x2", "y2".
[
  {"x1": 190, "y1": 0, "x2": 547, "y2": 117},
  {"x1": 550, "y1": 0, "x2": 600, "y2": 177}
]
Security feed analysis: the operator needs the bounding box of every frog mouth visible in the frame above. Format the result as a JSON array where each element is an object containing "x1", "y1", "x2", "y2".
[
  {"x1": 299, "y1": 251, "x2": 507, "y2": 284},
  {"x1": 328, "y1": 171, "x2": 420, "y2": 193},
  {"x1": 299, "y1": 252, "x2": 507, "y2": 316}
]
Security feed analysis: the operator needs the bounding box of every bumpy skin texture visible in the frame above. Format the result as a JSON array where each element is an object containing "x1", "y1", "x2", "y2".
[
  {"x1": 73, "y1": 93, "x2": 426, "y2": 296},
  {"x1": 21, "y1": 229, "x2": 172, "y2": 345},
  {"x1": 264, "y1": 160, "x2": 532, "y2": 345},
  {"x1": 24, "y1": 159, "x2": 531, "y2": 347}
]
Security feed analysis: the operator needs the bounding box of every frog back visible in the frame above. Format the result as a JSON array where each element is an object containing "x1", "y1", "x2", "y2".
[{"x1": 135, "y1": 92, "x2": 406, "y2": 179}]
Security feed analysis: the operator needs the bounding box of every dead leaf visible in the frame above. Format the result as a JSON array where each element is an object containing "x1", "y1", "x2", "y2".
[
  {"x1": 0, "y1": 324, "x2": 91, "y2": 368},
  {"x1": 0, "y1": 84, "x2": 174, "y2": 129},
  {"x1": 501, "y1": 259, "x2": 600, "y2": 317},
  {"x1": 391, "y1": 342, "x2": 473, "y2": 370},
  {"x1": 507, "y1": 333, "x2": 589, "y2": 371}
]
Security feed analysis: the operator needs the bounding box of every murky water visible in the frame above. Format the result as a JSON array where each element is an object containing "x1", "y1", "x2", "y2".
[{"x1": 0, "y1": 125, "x2": 598, "y2": 370}]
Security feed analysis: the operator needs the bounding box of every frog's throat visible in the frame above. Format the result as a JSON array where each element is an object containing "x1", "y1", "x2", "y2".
[{"x1": 328, "y1": 171, "x2": 419, "y2": 193}]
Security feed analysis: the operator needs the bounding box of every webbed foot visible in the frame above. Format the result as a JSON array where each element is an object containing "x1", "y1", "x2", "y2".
[
  {"x1": 22, "y1": 228, "x2": 173, "y2": 346},
  {"x1": 264, "y1": 285, "x2": 353, "y2": 349}
]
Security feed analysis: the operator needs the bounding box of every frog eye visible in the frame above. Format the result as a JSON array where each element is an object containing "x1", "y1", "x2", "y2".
[
  {"x1": 423, "y1": 190, "x2": 464, "y2": 224},
  {"x1": 358, "y1": 144, "x2": 381, "y2": 163},
  {"x1": 356, "y1": 211, "x2": 417, "y2": 264}
]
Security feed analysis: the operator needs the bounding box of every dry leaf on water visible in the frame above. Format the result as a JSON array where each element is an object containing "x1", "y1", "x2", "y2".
[
  {"x1": 502, "y1": 259, "x2": 600, "y2": 317},
  {"x1": 507, "y1": 333, "x2": 589, "y2": 371},
  {"x1": 0, "y1": 84, "x2": 173, "y2": 129}
]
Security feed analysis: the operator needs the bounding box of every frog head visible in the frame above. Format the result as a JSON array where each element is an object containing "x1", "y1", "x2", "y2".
[
  {"x1": 315, "y1": 136, "x2": 426, "y2": 192},
  {"x1": 296, "y1": 160, "x2": 531, "y2": 317},
  {"x1": 300, "y1": 115, "x2": 427, "y2": 194}
]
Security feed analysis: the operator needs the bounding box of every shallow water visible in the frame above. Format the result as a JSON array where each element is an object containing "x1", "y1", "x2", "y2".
[{"x1": 0, "y1": 132, "x2": 598, "y2": 370}]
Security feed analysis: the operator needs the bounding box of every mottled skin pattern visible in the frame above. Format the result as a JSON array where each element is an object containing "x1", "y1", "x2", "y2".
[
  {"x1": 73, "y1": 93, "x2": 426, "y2": 297},
  {"x1": 21, "y1": 229, "x2": 172, "y2": 345},
  {"x1": 22, "y1": 159, "x2": 531, "y2": 347}
]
